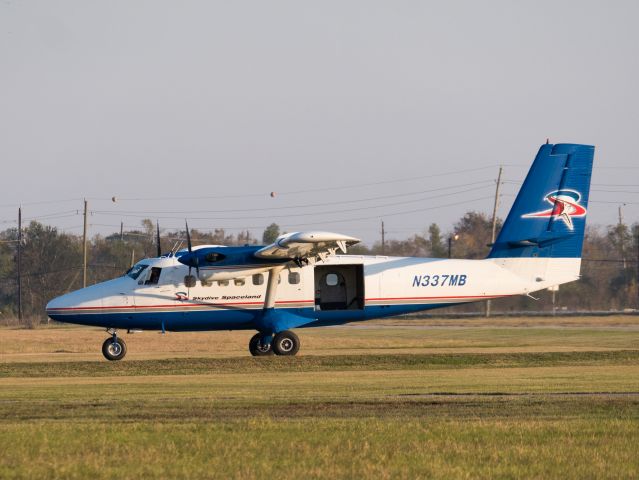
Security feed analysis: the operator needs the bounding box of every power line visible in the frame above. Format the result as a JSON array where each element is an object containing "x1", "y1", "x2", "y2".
[
  {"x1": 0, "y1": 210, "x2": 80, "y2": 225},
  {"x1": 92, "y1": 179, "x2": 495, "y2": 216},
  {"x1": 91, "y1": 185, "x2": 493, "y2": 222},
  {"x1": 592, "y1": 189, "x2": 639, "y2": 194},
  {"x1": 502, "y1": 179, "x2": 639, "y2": 188},
  {"x1": 88, "y1": 194, "x2": 496, "y2": 231},
  {"x1": 279, "y1": 195, "x2": 495, "y2": 228},
  {"x1": 1, "y1": 164, "x2": 638, "y2": 212},
  {"x1": 591, "y1": 200, "x2": 639, "y2": 205},
  {"x1": 113, "y1": 165, "x2": 502, "y2": 202},
  {"x1": 0, "y1": 198, "x2": 83, "y2": 209}
]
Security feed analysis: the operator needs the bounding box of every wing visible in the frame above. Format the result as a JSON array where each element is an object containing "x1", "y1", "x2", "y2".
[{"x1": 254, "y1": 231, "x2": 360, "y2": 262}]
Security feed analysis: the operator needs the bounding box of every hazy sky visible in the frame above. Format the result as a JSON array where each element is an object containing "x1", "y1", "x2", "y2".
[{"x1": 1, "y1": 1, "x2": 638, "y2": 245}]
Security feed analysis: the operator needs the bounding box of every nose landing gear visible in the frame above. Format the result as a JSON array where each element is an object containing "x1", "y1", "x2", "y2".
[{"x1": 102, "y1": 330, "x2": 127, "y2": 361}]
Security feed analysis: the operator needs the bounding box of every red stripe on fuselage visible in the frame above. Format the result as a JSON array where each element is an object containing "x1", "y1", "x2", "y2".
[{"x1": 47, "y1": 294, "x2": 512, "y2": 313}]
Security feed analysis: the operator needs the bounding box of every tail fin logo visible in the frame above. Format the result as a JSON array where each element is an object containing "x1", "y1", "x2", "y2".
[{"x1": 522, "y1": 189, "x2": 587, "y2": 230}]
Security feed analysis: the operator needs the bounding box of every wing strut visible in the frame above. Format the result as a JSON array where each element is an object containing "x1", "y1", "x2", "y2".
[{"x1": 264, "y1": 266, "x2": 285, "y2": 309}]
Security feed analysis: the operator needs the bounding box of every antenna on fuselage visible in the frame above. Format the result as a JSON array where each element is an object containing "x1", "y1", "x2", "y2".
[{"x1": 170, "y1": 240, "x2": 183, "y2": 257}]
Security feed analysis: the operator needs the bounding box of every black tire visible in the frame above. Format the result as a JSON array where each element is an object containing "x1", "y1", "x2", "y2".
[
  {"x1": 249, "y1": 333, "x2": 274, "y2": 356},
  {"x1": 102, "y1": 337, "x2": 127, "y2": 361},
  {"x1": 272, "y1": 330, "x2": 300, "y2": 356}
]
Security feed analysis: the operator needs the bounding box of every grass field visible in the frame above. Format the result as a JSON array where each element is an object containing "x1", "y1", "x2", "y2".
[{"x1": 1, "y1": 316, "x2": 638, "y2": 479}]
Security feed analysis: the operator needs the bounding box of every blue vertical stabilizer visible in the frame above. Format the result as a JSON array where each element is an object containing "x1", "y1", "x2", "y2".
[{"x1": 488, "y1": 143, "x2": 594, "y2": 259}]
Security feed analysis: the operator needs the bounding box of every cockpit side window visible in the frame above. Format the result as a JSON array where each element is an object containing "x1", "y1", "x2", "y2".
[
  {"x1": 145, "y1": 267, "x2": 162, "y2": 285},
  {"x1": 126, "y1": 264, "x2": 148, "y2": 280}
]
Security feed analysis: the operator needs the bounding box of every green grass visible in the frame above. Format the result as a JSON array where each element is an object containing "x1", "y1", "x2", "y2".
[
  {"x1": 3, "y1": 350, "x2": 639, "y2": 377},
  {"x1": 2, "y1": 326, "x2": 639, "y2": 479},
  {"x1": 2, "y1": 413, "x2": 638, "y2": 480}
]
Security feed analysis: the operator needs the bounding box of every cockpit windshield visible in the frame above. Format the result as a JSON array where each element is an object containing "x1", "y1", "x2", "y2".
[{"x1": 126, "y1": 263, "x2": 149, "y2": 280}]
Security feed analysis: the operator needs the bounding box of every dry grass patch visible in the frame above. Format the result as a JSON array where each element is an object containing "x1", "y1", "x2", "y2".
[{"x1": 2, "y1": 316, "x2": 639, "y2": 363}]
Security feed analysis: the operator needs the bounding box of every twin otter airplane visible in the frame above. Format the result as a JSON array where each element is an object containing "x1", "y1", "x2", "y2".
[{"x1": 47, "y1": 143, "x2": 594, "y2": 360}]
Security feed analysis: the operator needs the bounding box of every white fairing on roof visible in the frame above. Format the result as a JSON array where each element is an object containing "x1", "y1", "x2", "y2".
[
  {"x1": 255, "y1": 231, "x2": 360, "y2": 260},
  {"x1": 176, "y1": 245, "x2": 227, "y2": 255}
]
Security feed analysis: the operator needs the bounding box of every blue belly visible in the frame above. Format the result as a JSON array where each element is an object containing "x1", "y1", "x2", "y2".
[{"x1": 48, "y1": 303, "x2": 460, "y2": 332}]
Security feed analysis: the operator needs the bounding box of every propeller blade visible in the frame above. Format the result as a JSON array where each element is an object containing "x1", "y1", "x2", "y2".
[
  {"x1": 156, "y1": 221, "x2": 162, "y2": 258},
  {"x1": 184, "y1": 220, "x2": 197, "y2": 281},
  {"x1": 185, "y1": 220, "x2": 192, "y2": 253}
]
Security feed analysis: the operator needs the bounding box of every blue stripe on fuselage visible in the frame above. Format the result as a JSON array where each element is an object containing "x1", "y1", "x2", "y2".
[{"x1": 47, "y1": 303, "x2": 463, "y2": 332}]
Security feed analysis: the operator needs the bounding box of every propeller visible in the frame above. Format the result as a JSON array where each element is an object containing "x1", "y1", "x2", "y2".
[
  {"x1": 156, "y1": 221, "x2": 162, "y2": 258},
  {"x1": 184, "y1": 220, "x2": 200, "y2": 280}
]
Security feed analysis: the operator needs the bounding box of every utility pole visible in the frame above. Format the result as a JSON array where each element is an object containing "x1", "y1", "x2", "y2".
[
  {"x1": 487, "y1": 166, "x2": 503, "y2": 317},
  {"x1": 636, "y1": 229, "x2": 639, "y2": 309},
  {"x1": 618, "y1": 205, "x2": 626, "y2": 269},
  {"x1": 120, "y1": 221, "x2": 124, "y2": 241},
  {"x1": 17, "y1": 207, "x2": 22, "y2": 322},
  {"x1": 447, "y1": 234, "x2": 458, "y2": 258},
  {"x1": 490, "y1": 166, "x2": 503, "y2": 245},
  {"x1": 381, "y1": 220, "x2": 386, "y2": 255},
  {"x1": 82, "y1": 199, "x2": 88, "y2": 288}
]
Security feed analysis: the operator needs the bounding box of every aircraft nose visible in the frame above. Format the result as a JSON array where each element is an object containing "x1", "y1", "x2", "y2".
[
  {"x1": 46, "y1": 276, "x2": 132, "y2": 322},
  {"x1": 46, "y1": 294, "x2": 66, "y2": 312},
  {"x1": 46, "y1": 290, "x2": 85, "y2": 321},
  {"x1": 46, "y1": 294, "x2": 69, "y2": 319}
]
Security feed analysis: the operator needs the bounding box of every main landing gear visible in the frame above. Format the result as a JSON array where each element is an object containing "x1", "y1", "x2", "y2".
[
  {"x1": 249, "y1": 333, "x2": 273, "y2": 356},
  {"x1": 249, "y1": 330, "x2": 300, "y2": 357},
  {"x1": 102, "y1": 330, "x2": 127, "y2": 361}
]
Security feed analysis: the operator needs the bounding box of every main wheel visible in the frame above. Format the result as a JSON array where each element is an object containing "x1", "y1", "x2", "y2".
[
  {"x1": 249, "y1": 333, "x2": 274, "y2": 356},
  {"x1": 272, "y1": 330, "x2": 300, "y2": 356},
  {"x1": 102, "y1": 336, "x2": 127, "y2": 361}
]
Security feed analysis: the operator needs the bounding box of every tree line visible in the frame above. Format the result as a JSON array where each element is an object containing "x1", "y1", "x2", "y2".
[{"x1": 0, "y1": 213, "x2": 637, "y2": 325}]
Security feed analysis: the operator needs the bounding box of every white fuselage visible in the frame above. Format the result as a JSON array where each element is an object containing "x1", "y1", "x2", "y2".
[{"x1": 46, "y1": 253, "x2": 580, "y2": 331}]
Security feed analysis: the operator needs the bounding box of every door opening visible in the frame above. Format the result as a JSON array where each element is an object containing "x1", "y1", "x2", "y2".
[{"x1": 314, "y1": 264, "x2": 364, "y2": 311}]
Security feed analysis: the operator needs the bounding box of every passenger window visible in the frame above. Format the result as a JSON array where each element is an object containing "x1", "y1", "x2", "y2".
[
  {"x1": 288, "y1": 271, "x2": 300, "y2": 284},
  {"x1": 252, "y1": 274, "x2": 264, "y2": 285},
  {"x1": 218, "y1": 280, "x2": 229, "y2": 286},
  {"x1": 145, "y1": 267, "x2": 162, "y2": 285},
  {"x1": 234, "y1": 278, "x2": 245, "y2": 286},
  {"x1": 325, "y1": 273, "x2": 339, "y2": 286}
]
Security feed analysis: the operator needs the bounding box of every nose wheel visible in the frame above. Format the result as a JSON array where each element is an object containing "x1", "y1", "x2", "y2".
[{"x1": 102, "y1": 332, "x2": 127, "y2": 361}]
